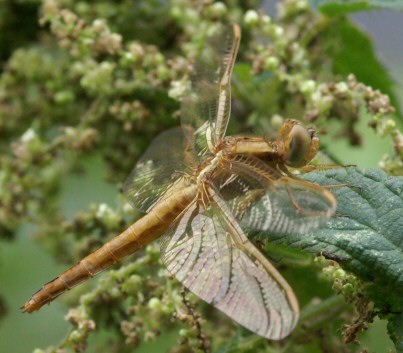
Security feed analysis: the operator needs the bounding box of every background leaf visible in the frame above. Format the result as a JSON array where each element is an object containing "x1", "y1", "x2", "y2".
[
  {"x1": 389, "y1": 313, "x2": 403, "y2": 353},
  {"x1": 309, "y1": 0, "x2": 403, "y2": 12}
]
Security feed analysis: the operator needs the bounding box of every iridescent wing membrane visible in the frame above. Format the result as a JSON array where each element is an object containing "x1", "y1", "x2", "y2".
[
  {"x1": 216, "y1": 154, "x2": 336, "y2": 235},
  {"x1": 160, "y1": 154, "x2": 335, "y2": 339},
  {"x1": 123, "y1": 127, "x2": 197, "y2": 213},
  {"x1": 160, "y1": 187, "x2": 299, "y2": 339},
  {"x1": 181, "y1": 23, "x2": 240, "y2": 158},
  {"x1": 124, "y1": 23, "x2": 240, "y2": 211}
]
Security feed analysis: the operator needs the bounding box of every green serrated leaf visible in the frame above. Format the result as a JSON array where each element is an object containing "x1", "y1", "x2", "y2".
[
  {"x1": 260, "y1": 168, "x2": 403, "y2": 348},
  {"x1": 309, "y1": 0, "x2": 403, "y2": 12},
  {"x1": 259, "y1": 168, "x2": 403, "y2": 294}
]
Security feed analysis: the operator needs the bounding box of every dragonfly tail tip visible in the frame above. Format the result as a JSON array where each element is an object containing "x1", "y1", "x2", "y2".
[{"x1": 21, "y1": 299, "x2": 37, "y2": 313}]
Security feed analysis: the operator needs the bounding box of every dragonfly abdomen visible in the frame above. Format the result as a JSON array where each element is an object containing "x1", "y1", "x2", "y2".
[{"x1": 22, "y1": 184, "x2": 198, "y2": 313}]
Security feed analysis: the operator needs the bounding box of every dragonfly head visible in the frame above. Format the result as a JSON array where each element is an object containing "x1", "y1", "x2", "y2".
[{"x1": 280, "y1": 119, "x2": 319, "y2": 168}]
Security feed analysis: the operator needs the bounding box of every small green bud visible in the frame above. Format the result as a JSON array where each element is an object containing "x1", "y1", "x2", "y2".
[
  {"x1": 188, "y1": 338, "x2": 200, "y2": 347},
  {"x1": 265, "y1": 56, "x2": 279, "y2": 71},
  {"x1": 188, "y1": 326, "x2": 200, "y2": 337},
  {"x1": 342, "y1": 283, "x2": 354, "y2": 295},
  {"x1": 120, "y1": 52, "x2": 136, "y2": 67},
  {"x1": 54, "y1": 90, "x2": 75, "y2": 104},
  {"x1": 145, "y1": 243, "x2": 160, "y2": 261},
  {"x1": 244, "y1": 10, "x2": 259, "y2": 27},
  {"x1": 261, "y1": 15, "x2": 271, "y2": 24},
  {"x1": 62, "y1": 10, "x2": 78, "y2": 25},
  {"x1": 271, "y1": 114, "x2": 284, "y2": 129},
  {"x1": 17, "y1": 128, "x2": 44, "y2": 158},
  {"x1": 95, "y1": 203, "x2": 120, "y2": 228},
  {"x1": 184, "y1": 8, "x2": 198, "y2": 22},
  {"x1": 179, "y1": 328, "x2": 190, "y2": 338},
  {"x1": 153, "y1": 53, "x2": 164, "y2": 65},
  {"x1": 296, "y1": 0, "x2": 309, "y2": 10},
  {"x1": 300, "y1": 80, "x2": 316, "y2": 94},
  {"x1": 334, "y1": 269, "x2": 346, "y2": 279},
  {"x1": 80, "y1": 61, "x2": 115, "y2": 95},
  {"x1": 322, "y1": 266, "x2": 333, "y2": 276},
  {"x1": 76, "y1": 2, "x2": 90, "y2": 14},
  {"x1": 273, "y1": 25, "x2": 284, "y2": 38},
  {"x1": 157, "y1": 65, "x2": 170, "y2": 81},
  {"x1": 21, "y1": 128, "x2": 37, "y2": 143},
  {"x1": 121, "y1": 275, "x2": 142, "y2": 293},
  {"x1": 335, "y1": 82, "x2": 348, "y2": 93},
  {"x1": 311, "y1": 91, "x2": 333, "y2": 113},
  {"x1": 168, "y1": 80, "x2": 188, "y2": 100},
  {"x1": 109, "y1": 287, "x2": 121, "y2": 298},
  {"x1": 170, "y1": 6, "x2": 181, "y2": 19},
  {"x1": 68, "y1": 330, "x2": 82, "y2": 342},
  {"x1": 378, "y1": 118, "x2": 396, "y2": 137},
  {"x1": 123, "y1": 202, "x2": 135, "y2": 214},
  {"x1": 144, "y1": 331, "x2": 156, "y2": 342},
  {"x1": 161, "y1": 302, "x2": 173, "y2": 315},
  {"x1": 92, "y1": 19, "x2": 106, "y2": 31},
  {"x1": 209, "y1": 2, "x2": 227, "y2": 17},
  {"x1": 148, "y1": 297, "x2": 162, "y2": 310},
  {"x1": 82, "y1": 37, "x2": 94, "y2": 47}
]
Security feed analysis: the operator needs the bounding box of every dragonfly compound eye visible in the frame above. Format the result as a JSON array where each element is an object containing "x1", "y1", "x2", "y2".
[{"x1": 285, "y1": 124, "x2": 312, "y2": 168}]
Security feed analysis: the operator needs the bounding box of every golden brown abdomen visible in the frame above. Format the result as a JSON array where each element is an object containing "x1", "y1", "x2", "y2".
[{"x1": 22, "y1": 185, "x2": 197, "y2": 313}]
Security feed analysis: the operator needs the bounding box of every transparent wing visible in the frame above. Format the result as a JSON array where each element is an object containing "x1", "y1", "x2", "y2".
[
  {"x1": 213, "y1": 154, "x2": 337, "y2": 235},
  {"x1": 122, "y1": 128, "x2": 198, "y2": 213},
  {"x1": 181, "y1": 23, "x2": 240, "y2": 158},
  {"x1": 160, "y1": 187, "x2": 299, "y2": 340},
  {"x1": 180, "y1": 98, "x2": 212, "y2": 159}
]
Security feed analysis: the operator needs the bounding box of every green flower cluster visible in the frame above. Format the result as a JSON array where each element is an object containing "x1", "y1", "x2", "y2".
[
  {"x1": 1, "y1": 0, "x2": 401, "y2": 352},
  {"x1": 322, "y1": 260, "x2": 377, "y2": 346}
]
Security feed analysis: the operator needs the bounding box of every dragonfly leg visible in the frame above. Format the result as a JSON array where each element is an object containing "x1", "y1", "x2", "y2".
[
  {"x1": 297, "y1": 164, "x2": 355, "y2": 173},
  {"x1": 279, "y1": 164, "x2": 359, "y2": 192},
  {"x1": 322, "y1": 184, "x2": 361, "y2": 192},
  {"x1": 280, "y1": 178, "x2": 336, "y2": 217},
  {"x1": 285, "y1": 184, "x2": 302, "y2": 214}
]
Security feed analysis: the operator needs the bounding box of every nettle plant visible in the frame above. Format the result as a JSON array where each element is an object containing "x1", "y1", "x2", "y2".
[{"x1": 0, "y1": 0, "x2": 402, "y2": 352}]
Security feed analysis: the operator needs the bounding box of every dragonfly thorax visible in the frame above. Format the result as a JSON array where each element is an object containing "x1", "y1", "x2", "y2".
[{"x1": 218, "y1": 135, "x2": 284, "y2": 162}]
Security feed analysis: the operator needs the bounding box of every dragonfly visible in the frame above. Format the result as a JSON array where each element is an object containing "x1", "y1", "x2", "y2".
[{"x1": 23, "y1": 23, "x2": 337, "y2": 340}]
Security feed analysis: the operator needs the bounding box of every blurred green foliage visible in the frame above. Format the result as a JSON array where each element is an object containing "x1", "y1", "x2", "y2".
[{"x1": 0, "y1": 0, "x2": 402, "y2": 352}]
